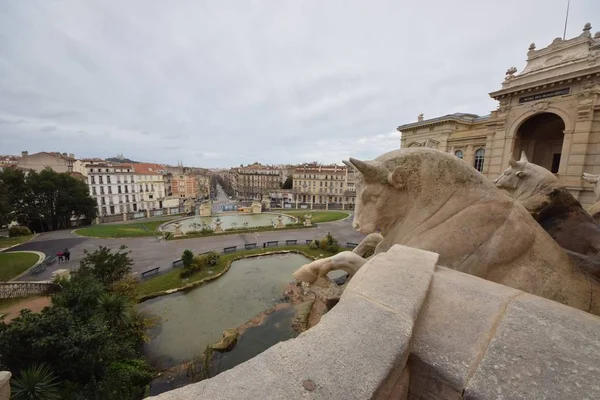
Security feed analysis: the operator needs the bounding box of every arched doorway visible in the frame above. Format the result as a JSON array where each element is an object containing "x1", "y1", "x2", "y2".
[{"x1": 513, "y1": 112, "x2": 565, "y2": 173}]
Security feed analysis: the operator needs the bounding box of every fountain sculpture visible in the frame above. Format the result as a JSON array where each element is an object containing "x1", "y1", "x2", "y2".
[
  {"x1": 199, "y1": 200, "x2": 212, "y2": 217},
  {"x1": 294, "y1": 148, "x2": 600, "y2": 316},
  {"x1": 213, "y1": 217, "x2": 223, "y2": 233}
]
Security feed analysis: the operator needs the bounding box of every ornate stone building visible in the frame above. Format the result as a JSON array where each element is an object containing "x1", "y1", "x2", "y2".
[
  {"x1": 292, "y1": 163, "x2": 356, "y2": 209},
  {"x1": 398, "y1": 23, "x2": 600, "y2": 207},
  {"x1": 230, "y1": 163, "x2": 281, "y2": 200}
]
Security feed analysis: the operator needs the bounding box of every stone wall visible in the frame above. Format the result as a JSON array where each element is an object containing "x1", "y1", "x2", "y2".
[
  {"x1": 0, "y1": 281, "x2": 60, "y2": 299},
  {"x1": 144, "y1": 244, "x2": 600, "y2": 399}
]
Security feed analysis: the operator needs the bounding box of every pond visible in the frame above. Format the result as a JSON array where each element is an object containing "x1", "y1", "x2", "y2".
[
  {"x1": 139, "y1": 252, "x2": 312, "y2": 370},
  {"x1": 160, "y1": 213, "x2": 297, "y2": 233}
]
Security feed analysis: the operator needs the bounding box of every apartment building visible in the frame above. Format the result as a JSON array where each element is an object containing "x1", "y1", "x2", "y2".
[
  {"x1": 132, "y1": 163, "x2": 167, "y2": 211},
  {"x1": 171, "y1": 173, "x2": 199, "y2": 198},
  {"x1": 18, "y1": 151, "x2": 74, "y2": 173},
  {"x1": 86, "y1": 163, "x2": 139, "y2": 217},
  {"x1": 231, "y1": 163, "x2": 281, "y2": 200},
  {"x1": 292, "y1": 163, "x2": 356, "y2": 209}
]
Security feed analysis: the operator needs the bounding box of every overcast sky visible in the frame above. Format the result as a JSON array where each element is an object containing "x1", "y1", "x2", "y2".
[{"x1": 0, "y1": 0, "x2": 598, "y2": 167}]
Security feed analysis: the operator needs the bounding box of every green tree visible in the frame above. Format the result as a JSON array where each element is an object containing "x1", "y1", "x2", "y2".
[
  {"x1": 11, "y1": 363, "x2": 61, "y2": 400},
  {"x1": 0, "y1": 167, "x2": 96, "y2": 231},
  {"x1": 182, "y1": 249, "x2": 194, "y2": 268},
  {"x1": 282, "y1": 176, "x2": 293, "y2": 189},
  {"x1": 78, "y1": 245, "x2": 133, "y2": 288},
  {"x1": 95, "y1": 292, "x2": 133, "y2": 330}
]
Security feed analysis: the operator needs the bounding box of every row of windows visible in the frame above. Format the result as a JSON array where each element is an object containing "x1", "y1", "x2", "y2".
[
  {"x1": 296, "y1": 180, "x2": 345, "y2": 188},
  {"x1": 88, "y1": 168, "x2": 131, "y2": 173},
  {"x1": 91, "y1": 184, "x2": 160, "y2": 195},
  {"x1": 454, "y1": 148, "x2": 485, "y2": 172},
  {"x1": 294, "y1": 174, "x2": 344, "y2": 180},
  {"x1": 89, "y1": 176, "x2": 135, "y2": 184},
  {"x1": 296, "y1": 195, "x2": 355, "y2": 203}
]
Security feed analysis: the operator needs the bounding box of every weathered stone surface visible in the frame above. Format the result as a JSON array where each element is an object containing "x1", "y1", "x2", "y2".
[
  {"x1": 465, "y1": 293, "x2": 600, "y2": 400},
  {"x1": 343, "y1": 148, "x2": 599, "y2": 315},
  {"x1": 0, "y1": 371, "x2": 10, "y2": 400},
  {"x1": 409, "y1": 267, "x2": 521, "y2": 399},
  {"x1": 346, "y1": 245, "x2": 438, "y2": 321},
  {"x1": 149, "y1": 247, "x2": 433, "y2": 400}
]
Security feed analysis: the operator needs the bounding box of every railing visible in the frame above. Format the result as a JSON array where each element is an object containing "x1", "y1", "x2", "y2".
[{"x1": 0, "y1": 281, "x2": 61, "y2": 300}]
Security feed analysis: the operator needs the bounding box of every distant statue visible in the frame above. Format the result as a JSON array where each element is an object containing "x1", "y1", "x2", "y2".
[
  {"x1": 294, "y1": 148, "x2": 600, "y2": 316},
  {"x1": 417, "y1": 113, "x2": 424, "y2": 122},
  {"x1": 199, "y1": 200, "x2": 212, "y2": 217},
  {"x1": 504, "y1": 66, "x2": 517, "y2": 81},
  {"x1": 214, "y1": 217, "x2": 223, "y2": 233},
  {"x1": 493, "y1": 153, "x2": 600, "y2": 277}
]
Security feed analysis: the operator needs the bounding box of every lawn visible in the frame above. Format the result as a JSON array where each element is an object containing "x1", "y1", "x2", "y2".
[
  {"x1": 0, "y1": 235, "x2": 34, "y2": 249},
  {"x1": 75, "y1": 217, "x2": 179, "y2": 238},
  {"x1": 137, "y1": 245, "x2": 336, "y2": 298},
  {"x1": 279, "y1": 210, "x2": 350, "y2": 224},
  {"x1": 0, "y1": 252, "x2": 40, "y2": 281}
]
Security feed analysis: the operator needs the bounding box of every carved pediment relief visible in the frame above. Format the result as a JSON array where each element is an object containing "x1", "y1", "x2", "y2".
[{"x1": 407, "y1": 139, "x2": 440, "y2": 149}]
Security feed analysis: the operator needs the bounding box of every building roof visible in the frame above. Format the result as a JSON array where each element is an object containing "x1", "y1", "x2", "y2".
[
  {"x1": 132, "y1": 162, "x2": 168, "y2": 174},
  {"x1": 397, "y1": 113, "x2": 490, "y2": 131},
  {"x1": 293, "y1": 164, "x2": 347, "y2": 173}
]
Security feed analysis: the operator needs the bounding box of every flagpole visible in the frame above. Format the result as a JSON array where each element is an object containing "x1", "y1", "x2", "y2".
[{"x1": 563, "y1": 0, "x2": 571, "y2": 40}]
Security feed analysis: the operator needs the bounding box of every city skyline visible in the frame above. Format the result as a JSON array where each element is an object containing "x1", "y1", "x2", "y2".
[{"x1": 1, "y1": 0, "x2": 598, "y2": 167}]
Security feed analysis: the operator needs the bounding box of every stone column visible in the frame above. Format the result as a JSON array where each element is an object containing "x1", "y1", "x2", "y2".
[
  {"x1": 146, "y1": 209, "x2": 150, "y2": 218},
  {"x1": 123, "y1": 213, "x2": 127, "y2": 222}
]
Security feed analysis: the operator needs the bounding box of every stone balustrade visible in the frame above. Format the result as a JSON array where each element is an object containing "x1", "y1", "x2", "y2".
[{"x1": 0, "y1": 281, "x2": 60, "y2": 299}]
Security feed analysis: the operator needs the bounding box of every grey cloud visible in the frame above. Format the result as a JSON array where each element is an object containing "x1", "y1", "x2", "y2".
[{"x1": 0, "y1": 0, "x2": 598, "y2": 167}]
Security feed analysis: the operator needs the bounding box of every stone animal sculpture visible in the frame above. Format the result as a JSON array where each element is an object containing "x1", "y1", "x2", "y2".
[
  {"x1": 493, "y1": 152, "x2": 600, "y2": 263},
  {"x1": 294, "y1": 148, "x2": 600, "y2": 316},
  {"x1": 582, "y1": 172, "x2": 600, "y2": 222}
]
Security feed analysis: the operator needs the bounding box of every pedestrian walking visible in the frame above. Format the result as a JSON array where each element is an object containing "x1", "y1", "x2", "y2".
[
  {"x1": 57, "y1": 250, "x2": 64, "y2": 263},
  {"x1": 63, "y1": 248, "x2": 70, "y2": 262}
]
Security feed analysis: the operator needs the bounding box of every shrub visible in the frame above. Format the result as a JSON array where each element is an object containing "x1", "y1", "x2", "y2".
[
  {"x1": 204, "y1": 251, "x2": 219, "y2": 266},
  {"x1": 320, "y1": 233, "x2": 340, "y2": 254},
  {"x1": 308, "y1": 240, "x2": 319, "y2": 250},
  {"x1": 182, "y1": 250, "x2": 194, "y2": 268},
  {"x1": 8, "y1": 226, "x2": 32, "y2": 237}
]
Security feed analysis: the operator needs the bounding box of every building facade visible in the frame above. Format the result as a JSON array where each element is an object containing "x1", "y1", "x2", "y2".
[
  {"x1": 398, "y1": 23, "x2": 600, "y2": 207},
  {"x1": 171, "y1": 173, "x2": 199, "y2": 198},
  {"x1": 231, "y1": 163, "x2": 281, "y2": 200},
  {"x1": 292, "y1": 163, "x2": 356, "y2": 209},
  {"x1": 132, "y1": 163, "x2": 167, "y2": 212},
  {"x1": 86, "y1": 163, "x2": 139, "y2": 217},
  {"x1": 17, "y1": 151, "x2": 74, "y2": 173}
]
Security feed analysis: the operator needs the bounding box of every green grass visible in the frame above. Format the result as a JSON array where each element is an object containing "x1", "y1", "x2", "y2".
[
  {"x1": 137, "y1": 245, "x2": 337, "y2": 298},
  {"x1": 75, "y1": 216, "x2": 179, "y2": 238},
  {"x1": 0, "y1": 235, "x2": 34, "y2": 249},
  {"x1": 0, "y1": 252, "x2": 40, "y2": 281},
  {"x1": 279, "y1": 210, "x2": 350, "y2": 223}
]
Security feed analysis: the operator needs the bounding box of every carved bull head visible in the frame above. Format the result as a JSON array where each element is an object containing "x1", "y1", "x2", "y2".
[
  {"x1": 345, "y1": 157, "x2": 409, "y2": 235},
  {"x1": 493, "y1": 151, "x2": 529, "y2": 190},
  {"x1": 582, "y1": 172, "x2": 600, "y2": 202}
]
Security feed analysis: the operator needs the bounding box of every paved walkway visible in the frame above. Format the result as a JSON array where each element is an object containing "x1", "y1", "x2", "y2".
[{"x1": 7, "y1": 215, "x2": 364, "y2": 281}]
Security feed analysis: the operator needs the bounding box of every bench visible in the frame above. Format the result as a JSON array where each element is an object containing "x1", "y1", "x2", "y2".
[
  {"x1": 266, "y1": 241, "x2": 279, "y2": 247},
  {"x1": 346, "y1": 242, "x2": 359, "y2": 249},
  {"x1": 244, "y1": 243, "x2": 257, "y2": 250},
  {"x1": 30, "y1": 255, "x2": 56, "y2": 276},
  {"x1": 306, "y1": 239, "x2": 315, "y2": 244},
  {"x1": 223, "y1": 246, "x2": 237, "y2": 253},
  {"x1": 172, "y1": 258, "x2": 183, "y2": 268},
  {"x1": 141, "y1": 267, "x2": 160, "y2": 279},
  {"x1": 285, "y1": 239, "x2": 297, "y2": 245}
]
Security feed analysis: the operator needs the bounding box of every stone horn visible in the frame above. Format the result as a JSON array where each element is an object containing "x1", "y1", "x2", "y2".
[
  {"x1": 508, "y1": 153, "x2": 519, "y2": 168},
  {"x1": 348, "y1": 158, "x2": 382, "y2": 180},
  {"x1": 520, "y1": 151, "x2": 529, "y2": 163}
]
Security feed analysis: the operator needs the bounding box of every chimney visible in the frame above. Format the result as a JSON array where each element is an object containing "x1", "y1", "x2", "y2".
[
  {"x1": 69, "y1": 153, "x2": 74, "y2": 159},
  {"x1": 21, "y1": 151, "x2": 28, "y2": 158}
]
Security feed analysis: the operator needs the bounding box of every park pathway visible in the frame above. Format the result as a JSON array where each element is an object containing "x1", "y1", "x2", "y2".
[{"x1": 7, "y1": 215, "x2": 364, "y2": 281}]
